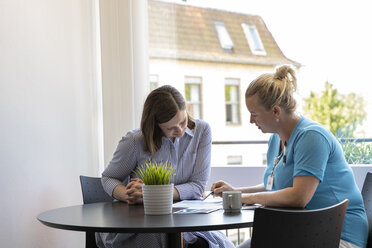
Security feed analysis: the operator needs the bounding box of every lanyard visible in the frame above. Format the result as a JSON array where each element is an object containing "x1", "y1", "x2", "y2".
[
  {"x1": 266, "y1": 141, "x2": 287, "y2": 191},
  {"x1": 273, "y1": 141, "x2": 287, "y2": 170}
]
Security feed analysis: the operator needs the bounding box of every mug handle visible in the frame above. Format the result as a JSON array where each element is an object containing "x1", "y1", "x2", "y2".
[{"x1": 228, "y1": 195, "x2": 232, "y2": 209}]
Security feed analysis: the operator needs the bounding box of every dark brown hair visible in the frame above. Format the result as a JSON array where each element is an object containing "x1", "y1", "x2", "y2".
[{"x1": 141, "y1": 85, "x2": 195, "y2": 157}]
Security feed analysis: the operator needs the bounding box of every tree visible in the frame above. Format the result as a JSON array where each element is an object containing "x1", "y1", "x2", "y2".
[
  {"x1": 303, "y1": 81, "x2": 366, "y2": 136},
  {"x1": 303, "y1": 82, "x2": 371, "y2": 164}
]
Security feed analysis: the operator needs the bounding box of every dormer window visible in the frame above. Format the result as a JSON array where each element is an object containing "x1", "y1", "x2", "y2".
[
  {"x1": 241, "y1": 23, "x2": 266, "y2": 56},
  {"x1": 214, "y1": 21, "x2": 234, "y2": 52}
]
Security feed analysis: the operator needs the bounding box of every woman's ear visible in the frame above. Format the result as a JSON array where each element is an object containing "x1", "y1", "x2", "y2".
[{"x1": 272, "y1": 105, "x2": 281, "y2": 119}]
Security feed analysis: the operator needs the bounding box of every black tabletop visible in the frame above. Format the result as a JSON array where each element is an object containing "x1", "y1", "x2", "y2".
[{"x1": 37, "y1": 201, "x2": 254, "y2": 233}]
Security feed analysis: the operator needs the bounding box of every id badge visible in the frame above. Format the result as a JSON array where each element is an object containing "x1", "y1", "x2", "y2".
[{"x1": 266, "y1": 174, "x2": 274, "y2": 191}]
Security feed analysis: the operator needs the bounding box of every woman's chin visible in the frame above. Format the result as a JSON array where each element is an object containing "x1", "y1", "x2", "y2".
[{"x1": 258, "y1": 127, "x2": 266, "y2": 133}]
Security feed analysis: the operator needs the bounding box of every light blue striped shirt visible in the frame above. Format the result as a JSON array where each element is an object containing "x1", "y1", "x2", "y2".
[{"x1": 101, "y1": 119, "x2": 211, "y2": 200}]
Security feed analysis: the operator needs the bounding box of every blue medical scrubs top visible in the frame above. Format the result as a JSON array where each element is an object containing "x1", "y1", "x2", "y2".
[{"x1": 264, "y1": 117, "x2": 368, "y2": 247}]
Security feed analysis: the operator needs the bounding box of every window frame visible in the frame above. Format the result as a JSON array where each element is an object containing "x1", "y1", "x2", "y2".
[
  {"x1": 213, "y1": 21, "x2": 234, "y2": 52},
  {"x1": 241, "y1": 23, "x2": 266, "y2": 56},
  {"x1": 185, "y1": 76, "x2": 203, "y2": 120},
  {"x1": 224, "y1": 78, "x2": 241, "y2": 125},
  {"x1": 227, "y1": 155, "x2": 243, "y2": 165},
  {"x1": 149, "y1": 74, "x2": 159, "y2": 91}
]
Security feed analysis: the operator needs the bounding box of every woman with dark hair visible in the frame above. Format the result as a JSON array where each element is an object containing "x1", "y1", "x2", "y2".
[
  {"x1": 211, "y1": 65, "x2": 368, "y2": 248},
  {"x1": 96, "y1": 85, "x2": 234, "y2": 248}
]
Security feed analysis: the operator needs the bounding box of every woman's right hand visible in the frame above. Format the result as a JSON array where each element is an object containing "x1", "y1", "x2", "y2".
[{"x1": 210, "y1": 180, "x2": 234, "y2": 197}]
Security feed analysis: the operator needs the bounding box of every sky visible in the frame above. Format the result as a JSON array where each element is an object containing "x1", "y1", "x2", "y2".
[{"x1": 165, "y1": 0, "x2": 372, "y2": 136}]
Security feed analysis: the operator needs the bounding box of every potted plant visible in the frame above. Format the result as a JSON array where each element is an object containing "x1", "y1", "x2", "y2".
[{"x1": 134, "y1": 160, "x2": 176, "y2": 215}]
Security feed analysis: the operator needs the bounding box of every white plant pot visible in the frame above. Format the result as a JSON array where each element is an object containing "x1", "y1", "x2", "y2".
[{"x1": 142, "y1": 183, "x2": 174, "y2": 215}]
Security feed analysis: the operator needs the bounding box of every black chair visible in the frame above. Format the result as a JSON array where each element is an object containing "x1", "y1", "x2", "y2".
[
  {"x1": 79, "y1": 175, "x2": 113, "y2": 248},
  {"x1": 362, "y1": 172, "x2": 372, "y2": 248},
  {"x1": 250, "y1": 199, "x2": 349, "y2": 248}
]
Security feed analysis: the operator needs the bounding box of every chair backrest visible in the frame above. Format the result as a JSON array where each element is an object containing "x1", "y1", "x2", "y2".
[
  {"x1": 79, "y1": 175, "x2": 113, "y2": 248},
  {"x1": 251, "y1": 199, "x2": 349, "y2": 248},
  {"x1": 79, "y1": 175, "x2": 113, "y2": 204},
  {"x1": 362, "y1": 172, "x2": 372, "y2": 248}
]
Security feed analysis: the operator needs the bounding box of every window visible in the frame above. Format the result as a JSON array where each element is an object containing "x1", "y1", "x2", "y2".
[
  {"x1": 185, "y1": 77, "x2": 202, "y2": 119},
  {"x1": 227, "y1": 155, "x2": 243, "y2": 165},
  {"x1": 149, "y1": 74, "x2": 159, "y2": 91},
  {"x1": 241, "y1": 23, "x2": 266, "y2": 56},
  {"x1": 214, "y1": 21, "x2": 234, "y2": 52},
  {"x1": 225, "y1": 79, "x2": 240, "y2": 124}
]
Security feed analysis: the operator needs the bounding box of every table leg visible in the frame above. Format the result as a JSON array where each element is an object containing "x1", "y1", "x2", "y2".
[{"x1": 168, "y1": 232, "x2": 182, "y2": 248}]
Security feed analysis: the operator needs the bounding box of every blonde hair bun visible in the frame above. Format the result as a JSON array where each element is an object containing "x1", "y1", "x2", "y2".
[
  {"x1": 245, "y1": 64, "x2": 298, "y2": 114},
  {"x1": 274, "y1": 65, "x2": 297, "y2": 93}
]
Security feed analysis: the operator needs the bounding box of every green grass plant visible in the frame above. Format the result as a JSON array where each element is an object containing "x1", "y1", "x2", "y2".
[{"x1": 134, "y1": 160, "x2": 175, "y2": 185}]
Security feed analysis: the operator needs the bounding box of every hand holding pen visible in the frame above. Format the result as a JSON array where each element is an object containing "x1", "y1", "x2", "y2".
[
  {"x1": 200, "y1": 191, "x2": 214, "y2": 201},
  {"x1": 210, "y1": 180, "x2": 234, "y2": 197}
]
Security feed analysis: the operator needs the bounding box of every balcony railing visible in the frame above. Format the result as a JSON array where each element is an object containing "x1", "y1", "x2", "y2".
[
  {"x1": 212, "y1": 138, "x2": 372, "y2": 145},
  {"x1": 212, "y1": 140, "x2": 268, "y2": 145},
  {"x1": 212, "y1": 138, "x2": 372, "y2": 166}
]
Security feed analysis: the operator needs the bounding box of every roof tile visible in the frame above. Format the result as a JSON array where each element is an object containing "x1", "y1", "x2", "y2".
[{"x1": 148, "y1": 0, "x2": 300, "y2": 66}]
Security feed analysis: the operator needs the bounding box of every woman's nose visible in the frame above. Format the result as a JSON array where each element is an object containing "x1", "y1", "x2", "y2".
[{"x1": 249, "y1": 116, "x2": 254, "y2": 124}]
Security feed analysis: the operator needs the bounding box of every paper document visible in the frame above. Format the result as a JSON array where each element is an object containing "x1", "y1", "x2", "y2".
[{"x1": 173, "y1": 197, "x2": 222, "y2": 214}]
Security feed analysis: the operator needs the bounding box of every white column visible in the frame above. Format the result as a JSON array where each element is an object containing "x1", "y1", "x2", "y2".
[
  {"x1": 132, "y1": 0, "x2": 149, "y2": 127},
  {"x1": 99, "y1": 0, "x2": 149, "y2": 167}
]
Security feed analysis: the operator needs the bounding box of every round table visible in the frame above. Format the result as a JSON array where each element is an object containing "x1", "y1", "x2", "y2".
[{"x1": 37, "y1": 201, "x2": 254, "y2": 247}]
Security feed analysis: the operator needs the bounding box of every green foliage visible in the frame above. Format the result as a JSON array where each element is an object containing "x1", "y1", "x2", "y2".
[
  {"x1": 303, "y1": 82, "x2": 370, "y2": 164},
  {"x1": 225, "y1": 85, "x2": 232, "y2": 101},
  {"x1": 340, "y1": 139, "x2": 372, "y2": 164},
  {"x1": 336, "y1": 124, "x2": 372, "y2": 164},
  {"x1": 134, "y1": 160, "x2": 175, "y2": 185},
  {"x1": 303, "y1": 82, "x2": 366, "y2": 135}
]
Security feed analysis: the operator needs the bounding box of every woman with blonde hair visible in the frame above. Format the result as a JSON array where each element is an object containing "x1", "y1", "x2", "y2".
[
  {"x1": 211, "y1": 65, "x2": 368, "y2": 248},
  {"x1": 96, "y1": 85, "x2": 234, "y2": 248}
]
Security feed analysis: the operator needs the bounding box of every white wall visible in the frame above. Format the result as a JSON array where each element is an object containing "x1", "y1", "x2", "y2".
[
  {"x1": 0, "y1": 0, "x2": 148, "y2": 246},
  {"x1": 0, "y1": 0, "x2": 101, "y2": 246}
]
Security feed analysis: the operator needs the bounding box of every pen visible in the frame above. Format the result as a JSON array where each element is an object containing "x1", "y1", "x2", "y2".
[{"x1": 200, "y1": 191, "x2": 214, "y2": 201}]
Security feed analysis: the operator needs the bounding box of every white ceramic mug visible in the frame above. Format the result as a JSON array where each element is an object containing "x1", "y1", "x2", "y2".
[{"x1": 222, "y1": 191, "x2": 242, "y2": 213}]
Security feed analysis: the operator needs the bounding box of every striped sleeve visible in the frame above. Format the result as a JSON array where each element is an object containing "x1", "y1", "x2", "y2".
[{"x1": 101, "y1": 131, "x2": 138, "y2": 196}]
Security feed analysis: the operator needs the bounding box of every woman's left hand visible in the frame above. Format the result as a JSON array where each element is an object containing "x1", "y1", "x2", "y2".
[{"x1": 125, "y1": 178, "x2": 143, "y2": 204}]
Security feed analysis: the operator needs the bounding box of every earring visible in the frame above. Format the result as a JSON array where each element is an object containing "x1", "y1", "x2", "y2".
[{"x1": 276, "y1": 119, "x2": 279, "y2": 123}]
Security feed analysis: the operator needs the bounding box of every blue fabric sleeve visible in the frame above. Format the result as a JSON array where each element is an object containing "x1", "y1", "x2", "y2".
[{"x1": 293, "y1": 130, "x2": 331, "y2": 182}]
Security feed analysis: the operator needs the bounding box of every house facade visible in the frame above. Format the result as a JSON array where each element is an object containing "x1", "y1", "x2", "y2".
[{"x1": 148, "y1": 0, "x2": 300, "y2": 166}]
